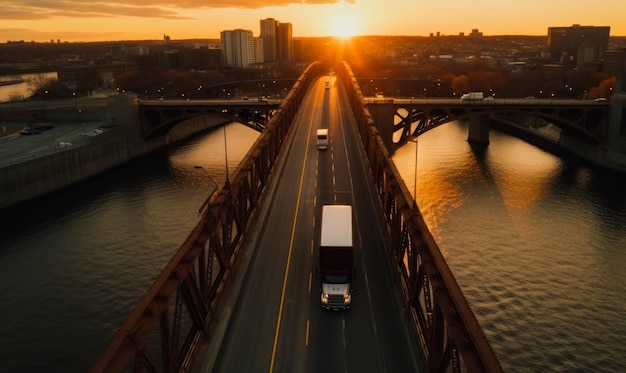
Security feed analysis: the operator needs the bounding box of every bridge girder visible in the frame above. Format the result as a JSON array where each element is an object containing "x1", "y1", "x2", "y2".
[
  {"x1": 138, "y1": 102, "x2": 280, "y2": 139},
  {"x1": 389, "y1": 102, "x2": 608, "y2": 147}
]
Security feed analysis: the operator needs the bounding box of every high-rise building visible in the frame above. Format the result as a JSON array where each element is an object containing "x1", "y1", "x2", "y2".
[
  {"x1": 603, "y1": 48, "x2": 626, "y2": 74},
  {"x1": 277, "y1": 22, "x2": 294, "y2": 64},
  {"x1": 547, "y1": 24, "x2": 610, "y2": 68},
  {"x1": 221, "y1": 29, "x2": 257, "y2": 68},
  {"x1": 260, "y1": 18, "x2": 278, "y2": 63}
]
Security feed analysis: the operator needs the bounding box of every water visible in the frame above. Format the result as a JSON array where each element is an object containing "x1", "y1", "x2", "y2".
[
  {"x1": 393, "y1": 121, "x2": 626, "y2": 372},
  {"x1": 0, "y1": 123, "x2": 259, "y2": 372},
  {"x1": 0, "y1": 72, "x2": 58, "y2": 102},
  {"x1": 0, "y1": 119, "x2": 624, "y2": 372}
]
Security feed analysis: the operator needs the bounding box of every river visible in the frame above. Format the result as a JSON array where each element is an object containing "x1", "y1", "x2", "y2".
[
  {"x1": 393, "y1": 121, "x2": 626, "y2": 372},
  {"x1": 0, "y1": 72, "x2": 58, "y2": 102},
  {"x1": 0, "y1": 120, "x2": 624, "y2": 372},
  {"x1": 0, "y1": 123, "x2": 259, "y2": 372}
]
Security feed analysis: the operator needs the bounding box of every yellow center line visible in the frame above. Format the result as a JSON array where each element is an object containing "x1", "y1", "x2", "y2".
[
  {"x1": 269, "y1": 86, "x2": 319, "y2": 373},
  {"x1": 306, "y1": 319, "x2": 310, "y2": 347}
]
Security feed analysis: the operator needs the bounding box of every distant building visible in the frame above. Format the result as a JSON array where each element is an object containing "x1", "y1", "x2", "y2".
[
  {"x1": 603, "y1": 48, "x2": 626, "y2": 73},
  {"x1": 221, "y1": 29, "x2": 258, "y2": 68},
  {"x1": 277, "y1": 22, "x2": 294, "y2": 63},
  {"x1": 179, "y1": 47, "x2": 219, "y2": 71},
  {"x1": 260, "y1": 18, "x2": 278, "y2": 62},
  {"x1": 469, "y1": 29, "x2": 483, "y2": 38},
  {"x1": 58, "y1": 62, "x2": 136, "y2": 88},
  {"x1": 547, "y1": 24, "x2": 610, "y2": 68},
  {"x1": 153, "y1": 50, "x2": 179, "y2": 70}
]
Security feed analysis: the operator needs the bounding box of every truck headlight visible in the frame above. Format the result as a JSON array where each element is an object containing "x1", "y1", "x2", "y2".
[{"x1": 321, "y1": 293, "x2": 329, "y2": 304}]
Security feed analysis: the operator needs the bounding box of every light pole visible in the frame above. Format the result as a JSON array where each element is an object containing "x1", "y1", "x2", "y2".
[
  {"x1": 223, "y1": 125, "x2": 230, "y2": 187},
  {"x1": 409, "y1": 136, "x2": 418, "y2": 207},
  {"x1": 194, "y1": 165, "x2": 219, "y2": 215}
]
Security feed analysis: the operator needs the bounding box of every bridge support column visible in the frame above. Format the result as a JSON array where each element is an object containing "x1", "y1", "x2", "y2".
[
  {"x1": 607, "y1": 71, "x2": 626, "y2": 148},
  {"x1": 468, "y1": 114, "x2": 490, "y2": 145},
  {"x1": 369, "y1": 100, "x2": 396, "y2": 152}
]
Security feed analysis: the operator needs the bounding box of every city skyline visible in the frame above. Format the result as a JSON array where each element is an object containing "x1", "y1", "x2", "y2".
[{"x1": 1, "y1": 0, "x2": 625, "y2": 43}]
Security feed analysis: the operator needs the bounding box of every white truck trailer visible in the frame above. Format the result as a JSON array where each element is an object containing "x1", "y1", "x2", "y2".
[{"x1": 318, "y1": 205, "x2": 354, "y2": 310}]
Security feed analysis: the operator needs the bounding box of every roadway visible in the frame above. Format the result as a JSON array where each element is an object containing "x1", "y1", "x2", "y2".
[
  {"x1": 0, "y1": 119, "x2": 111, "y2": 167},
  {"x1": 195, "y1": 76, "x2": 423, "y2": 372}
]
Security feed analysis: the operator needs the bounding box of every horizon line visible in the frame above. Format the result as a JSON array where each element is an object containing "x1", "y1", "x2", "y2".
[{"x1": 4, "y1": 33, "x2": 626, "y2": 44}]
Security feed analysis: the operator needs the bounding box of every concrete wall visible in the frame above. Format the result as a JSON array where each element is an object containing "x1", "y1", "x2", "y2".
[
  {"x1": 0, "y1": 94, "x2": 232, "y2": 210},
  {"x1": 0, "y1": 128, "x2": 131, "y2": 209}
]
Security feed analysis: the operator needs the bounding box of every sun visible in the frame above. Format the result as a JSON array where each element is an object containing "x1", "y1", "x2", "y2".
[{"x1": 329, "y1": 10, "x2": 360, "y2": 38}]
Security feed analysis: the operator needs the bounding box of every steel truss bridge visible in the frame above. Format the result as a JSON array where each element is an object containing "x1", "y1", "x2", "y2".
[
  {"x1": 137, "y1": 99, "x2": 281, "y2": 138},
  {"x1": 91, "y1": 62, "x2": 506, "y2": 372},
  {"x1": 364, "y1": 97, "x2": 610, "y2": 151}
]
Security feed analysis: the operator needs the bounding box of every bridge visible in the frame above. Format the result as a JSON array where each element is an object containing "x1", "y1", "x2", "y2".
[
  {"x1": 89, "y1": 62, "x2": 506, "y2": 372},
  {"x1": 130, "y1": 78, "x2": 625, "y2": 172},
  {"x1": 3, "y1": 62, "x2": 621, "y2": 371},
  {"x1": 137, "y1": 98, "x2": 281, "y2": 138},
  {"x1": 365, "y1": 97, "x2": 610, "y2": 147}
]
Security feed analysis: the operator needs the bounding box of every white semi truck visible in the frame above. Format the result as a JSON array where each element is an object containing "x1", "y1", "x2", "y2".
[
  {"x1": 316, "y1": 129, "x2": 328, "y2": 150},
  {"x1": 461, "y1": 92, "x2": 484, "y2": 100},
  {"x1": 318, "y1": 205, "x2": 354, "y2": 310}
]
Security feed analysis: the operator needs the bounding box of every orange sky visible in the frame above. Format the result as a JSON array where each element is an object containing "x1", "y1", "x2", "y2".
[{"x1": 1, "y1": 0, "x2": 624, "y2": 42}]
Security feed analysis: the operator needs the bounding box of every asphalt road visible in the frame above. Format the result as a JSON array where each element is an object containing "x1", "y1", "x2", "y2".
[
  {"x1": 0, "y1": 120, "x2": 109, "y2": 167},
  {"x1": 205, "y1": 76, "x2": 424, "y2": 373}
]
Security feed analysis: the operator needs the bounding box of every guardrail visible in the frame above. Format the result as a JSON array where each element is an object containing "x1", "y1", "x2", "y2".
[
  {"x1": 90, "y1": 61, "x2": 326, "y2": 373},
  {"x1": 336, "y1": 61, "x2": 503, "y2": 372}
]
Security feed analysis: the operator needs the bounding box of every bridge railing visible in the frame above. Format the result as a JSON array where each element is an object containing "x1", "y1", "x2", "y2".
[
  {"x1": 336, "y1": 61, "x2": 503, "y2": 372},
  {"x1": 90, "y1": 62, "x2": 326, "y2": 373}
]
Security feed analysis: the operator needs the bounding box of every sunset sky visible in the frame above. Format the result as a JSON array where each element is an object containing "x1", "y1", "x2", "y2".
[{"x1": 1, "y1": 0, "x2": 624, "y2": 42}]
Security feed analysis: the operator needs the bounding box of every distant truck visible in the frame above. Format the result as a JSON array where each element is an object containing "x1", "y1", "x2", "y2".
[
  {"x1": 325, "y1": 81, "x2": 330, "y2": 89},
  {"x1": 318, "y1": 205, "x2": 354, "y2": 310},
  {"x1": 461, "y1": 92, "x2": 484, "y2": 101},
  {"x1": 316, "y1": 129, "x2": 328, "y2": 150}
]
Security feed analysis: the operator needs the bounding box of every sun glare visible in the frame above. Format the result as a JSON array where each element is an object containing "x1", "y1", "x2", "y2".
[{"x1": 329, "y1": 6, "x2": 360, "y2": 38}]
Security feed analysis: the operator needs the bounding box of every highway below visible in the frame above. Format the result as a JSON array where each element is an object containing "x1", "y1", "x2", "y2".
[{"x1": 194, "y1": 76, "x2": 424, "y2": 372}]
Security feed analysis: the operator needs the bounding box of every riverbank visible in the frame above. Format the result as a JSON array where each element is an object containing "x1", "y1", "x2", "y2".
[{"x1": 0, "y1": 94, "x2": 232, "y2": 210}]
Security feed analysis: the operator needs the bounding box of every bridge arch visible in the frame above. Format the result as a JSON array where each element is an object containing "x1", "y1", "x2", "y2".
[
  {"x1": 138, "y1": 102, "x2": 279, "y2": 139},
  {"x1": 378, "y1": 100, "x2": 609, "y2": 150}
]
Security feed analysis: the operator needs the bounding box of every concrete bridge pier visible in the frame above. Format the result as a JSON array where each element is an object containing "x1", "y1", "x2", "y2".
[
  {"x1": 468, "y1": 114, "x2": 490, "y2": 145},
  {"x1": 606, "y1": 71, "x2": 626, "y2": 149}
]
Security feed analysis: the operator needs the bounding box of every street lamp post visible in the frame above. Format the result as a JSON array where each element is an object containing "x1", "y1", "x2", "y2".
[
  {"x1": 194, "y1": 165, "x2": 219, "y2": 215},
  {"x1": 223, "y1": 125, "x2": 230, "y2": 187},
  {"x1": 409, "y1": 137, "x2": 418, "y2": 207}
]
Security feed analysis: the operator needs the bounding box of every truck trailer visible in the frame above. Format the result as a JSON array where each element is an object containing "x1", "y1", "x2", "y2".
[
  {"x1": 318, "y1": 205, "x2": 354, "y2": 310},
  {"x1": 461, "y1": 92, "x2": 484, "y2": 101}
]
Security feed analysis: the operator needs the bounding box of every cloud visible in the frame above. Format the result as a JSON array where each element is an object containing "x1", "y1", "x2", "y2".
[{"x1": 0, "y1": 0, "x2": 353, "y2": 20}]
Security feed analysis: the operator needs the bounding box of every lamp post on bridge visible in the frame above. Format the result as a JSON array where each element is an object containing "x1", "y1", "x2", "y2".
[
  {"x1": 409, "y1": 136, "x2": 418, "y2": 208},
  {"x1": 193, "y1": 165, "x2": 219, "y2": 215},
  {"x1": 223, "y1": 124, "x2": 230, "y2": 188}
]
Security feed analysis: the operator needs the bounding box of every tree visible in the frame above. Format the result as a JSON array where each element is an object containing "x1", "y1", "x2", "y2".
[
  {"x1": 588, "y1": 76, "x2": 616, "y2": 99},
  {"x1": 30, "y1": 73, "x2": 56, "y2": 96},
  {"x1": 451, "y1": 75, "x2": 469, "y2": 95}
]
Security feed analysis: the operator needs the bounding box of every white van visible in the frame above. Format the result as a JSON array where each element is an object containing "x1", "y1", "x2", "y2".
[{"x1": 316, "y1": 129, "x2": 329, "y2": 150}]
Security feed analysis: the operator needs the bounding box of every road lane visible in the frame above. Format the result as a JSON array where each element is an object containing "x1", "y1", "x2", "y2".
[{"x1": 207, "y1": 75, "x2": 424, "y2": 373}]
